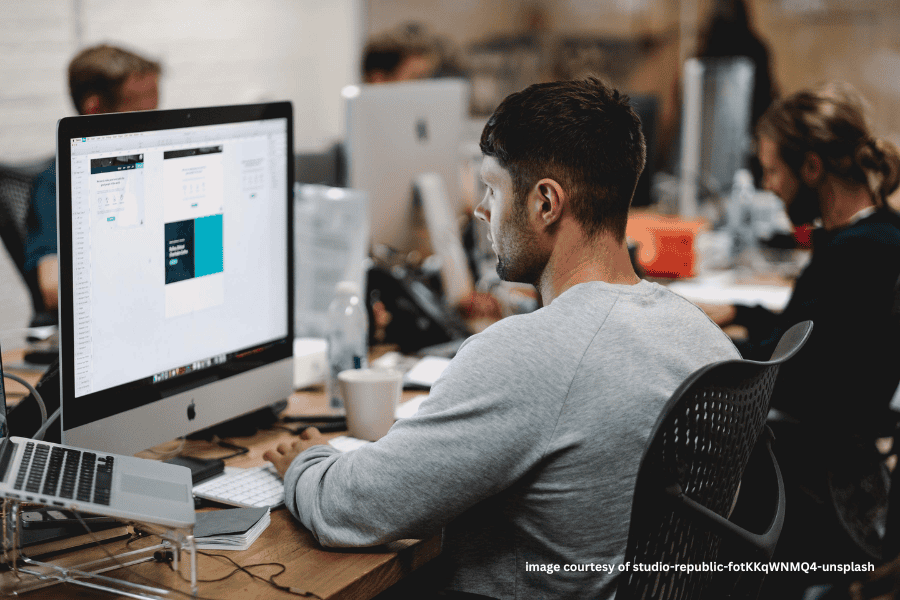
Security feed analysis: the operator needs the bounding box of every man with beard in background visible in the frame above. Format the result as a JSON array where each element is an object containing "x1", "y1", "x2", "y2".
[{"x1": 705, "y1": 83, "x2": 900, "y2": 597}]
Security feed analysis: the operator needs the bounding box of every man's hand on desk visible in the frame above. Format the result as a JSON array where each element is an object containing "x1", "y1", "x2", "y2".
[{"x1": 264, "y1": 427, "x2": 329, "y2": 477}]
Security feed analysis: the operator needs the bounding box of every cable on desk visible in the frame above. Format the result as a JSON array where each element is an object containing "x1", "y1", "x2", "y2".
[
  {"x1": 127, "y1": 521, "x2": 319, "y2": 598},
  {"x1": 2, "y1": 372, "x2": 47, "y2": 436},
  {"x1": 70, "y1": 513, "x2": 230, "y2": 600},
  {"x1": 176, "y1": 550, "x2": 320, "y2": 597},
  {"x1": 210, "y1": 437, "x2": 249, "y2": 460},
  {"x1": 33, "y1": 407, "x2": 60, "y2": 442}
]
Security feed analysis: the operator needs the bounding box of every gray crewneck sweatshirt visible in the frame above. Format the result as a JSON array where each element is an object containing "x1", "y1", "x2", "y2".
[{"x1": 283, "y1": 280, "x2": 739, "y2": 599}]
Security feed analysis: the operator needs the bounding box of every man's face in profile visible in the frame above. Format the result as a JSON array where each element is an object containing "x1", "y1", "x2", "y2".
[
  {"x1": 758, "y1": 135, "x2": 821, "y2": 226},
  {"x1": 475, "y1": 156, "x2": 546, "y2": 285}
]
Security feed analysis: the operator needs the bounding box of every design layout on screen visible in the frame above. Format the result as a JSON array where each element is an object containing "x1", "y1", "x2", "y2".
[{"x1": 68, "y1": 120, "x2": 288, "y2": 398}]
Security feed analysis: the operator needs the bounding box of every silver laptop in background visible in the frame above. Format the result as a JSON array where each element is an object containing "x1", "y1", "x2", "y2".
[{"x1": 0, "y1": 343, "x2": 195, "y2": 529}]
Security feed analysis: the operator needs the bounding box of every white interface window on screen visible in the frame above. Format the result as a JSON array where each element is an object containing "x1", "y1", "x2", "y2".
[{"x1": 68, "y1": 119, "x2": 289, "y2": 398}]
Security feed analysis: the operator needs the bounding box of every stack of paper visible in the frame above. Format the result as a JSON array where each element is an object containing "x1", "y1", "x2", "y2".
[{"x1": 193, "y1": 506, "x2": 270, "y2": 551}]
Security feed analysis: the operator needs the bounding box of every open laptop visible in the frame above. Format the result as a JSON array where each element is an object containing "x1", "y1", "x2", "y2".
[{"x1": 0, "y1": 343, "x2": 195, "y2": 529}]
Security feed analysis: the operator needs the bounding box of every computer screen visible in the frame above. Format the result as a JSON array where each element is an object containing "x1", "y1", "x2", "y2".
[
  {"x1": 57, "y1": 102, "x2": 293, "y2": 455},
  {"x1": 343, "y1": 78, "x2": 469, "y2": 254},
  {"x1": 679, "y1": 57, "x2": 755, "y2": 217}
]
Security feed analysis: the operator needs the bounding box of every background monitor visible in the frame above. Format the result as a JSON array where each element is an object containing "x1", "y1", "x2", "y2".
[
  {"x1": 343, "y1": 78, "x2": 470, "y2": 254},
  {"x1": 57, "y1": 102, "x2": 294, "y2": 456},
  {"x1": 679, "y1": 57, "x2": 755, "y2": 217}
]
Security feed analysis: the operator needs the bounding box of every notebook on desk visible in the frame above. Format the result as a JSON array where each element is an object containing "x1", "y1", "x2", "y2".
[{"x1": 0, "y1": 342, "x2": 196, "y2": 529}]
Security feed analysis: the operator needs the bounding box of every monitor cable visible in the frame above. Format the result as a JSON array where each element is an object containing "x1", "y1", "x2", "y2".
[
  {"x1": 2, "y1": 372, "x2": 55, "y2": 441},
  {"x1": 73, "y1": 513, "x2": 318, "y2": 598}
]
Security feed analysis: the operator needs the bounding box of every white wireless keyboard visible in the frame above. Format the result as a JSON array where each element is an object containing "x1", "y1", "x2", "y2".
[
  {"x1": 191, "y1": 437, "x2": 371, "y2": 508},
  {"x1": 193, "y1": 464, "x2": 284, "y2": 508}
]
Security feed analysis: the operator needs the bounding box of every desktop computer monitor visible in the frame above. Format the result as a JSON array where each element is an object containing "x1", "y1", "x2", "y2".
[
  {"x1": 343, "y1": 78, "x2": 469, "y2": 254},
  {"x1": 56, "y1": 102, "x2": 294, "y2": 455}
]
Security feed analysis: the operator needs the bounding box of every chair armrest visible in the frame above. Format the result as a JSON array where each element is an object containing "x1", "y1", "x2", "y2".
[{"x1": 664, "y1": 428, "x2": 785, "y2": 560}]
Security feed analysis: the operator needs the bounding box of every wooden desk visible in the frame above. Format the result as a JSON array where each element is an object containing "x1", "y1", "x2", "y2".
[
  {"x1": 1, "y1": 347, "x2": 44, "y2": 404},
  {"x1": 0, "y1": 355, "x2": 440, "y2": 600}
]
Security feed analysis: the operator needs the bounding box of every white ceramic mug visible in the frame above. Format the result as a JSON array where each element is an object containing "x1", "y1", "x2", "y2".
[{"x1": 337, "y1": 369, "x2": 403, "y2": 441}]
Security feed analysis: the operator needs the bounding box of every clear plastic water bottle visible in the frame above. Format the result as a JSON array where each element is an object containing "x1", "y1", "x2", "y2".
[
  {"x1": 326, "y1": 280, "x2": 368, "y2": 410},
  {"x1": 727, "y1": 169, "x2": 759, "y2": 268}
]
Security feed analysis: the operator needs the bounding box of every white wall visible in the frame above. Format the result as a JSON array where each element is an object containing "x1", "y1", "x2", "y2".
[
  {"x1": 0, "y1": 0, "x2": 363, "y2": 165},
  {"x1": 0, "y1": 0, "x2": 362, "y2": 336}
]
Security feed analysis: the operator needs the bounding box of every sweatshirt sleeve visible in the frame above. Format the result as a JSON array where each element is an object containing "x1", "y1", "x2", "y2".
[{"x1": 280, "y1": 316, "x2": 577, "y2": 548}]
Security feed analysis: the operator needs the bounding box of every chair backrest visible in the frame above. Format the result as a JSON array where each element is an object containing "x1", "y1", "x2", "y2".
[
  {"x1": 892, "y1": 273, "x2": 900, "y2": 327},
  {"x1": 618, "y1": 321, "x2": 812, "y2": 600},
  {"x1": 0, "y1": 161, "x2": 52, "y2": 315},
  {"x1": 0, "y1": 166, "x2": 34, "y2": 270}
]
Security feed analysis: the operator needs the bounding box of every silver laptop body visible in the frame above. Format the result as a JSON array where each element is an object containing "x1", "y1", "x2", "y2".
[{"x1": 0, "y1": 344, "x2": 195, "y2": 529}]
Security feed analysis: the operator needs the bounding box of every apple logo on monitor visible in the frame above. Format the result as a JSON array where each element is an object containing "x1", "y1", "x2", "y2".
[{"x1": 187, "y1": 401, "x2": 196, "y2": 421}]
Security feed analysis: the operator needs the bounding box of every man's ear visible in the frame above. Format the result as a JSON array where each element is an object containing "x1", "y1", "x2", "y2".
[
  {"x1": 530, "y1": 178, "x2": 566, "y2": 228},
  {"x1": 801, "y1": 151, "x2": 824, "y2": 186},
  {"x1": 80, "y1": 94, "x2": 103, "y2": 115}
]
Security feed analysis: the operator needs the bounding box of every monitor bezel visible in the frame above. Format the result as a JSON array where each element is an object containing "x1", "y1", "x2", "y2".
[{"x1": 56, "y1": 102, "x2": 294, "y2": 441}]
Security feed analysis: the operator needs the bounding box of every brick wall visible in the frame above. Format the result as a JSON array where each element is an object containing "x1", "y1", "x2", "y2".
[
  {"x1": 0, "y1": 0, "x2": 362, "y2": 334},
  {"x1": 0, "y1": 0, "x2": 363, "y2": 165}
]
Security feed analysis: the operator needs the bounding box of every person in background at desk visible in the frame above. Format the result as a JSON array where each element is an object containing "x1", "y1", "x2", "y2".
[
  {"x1": 705, "y1": 83, "x2": 900, "y2": 597},
  {"x1": 706, "y1": 83, "x2": 900, "y2": 429},
  {"x1": 362, "y1": 22, "x2": 463, "y2": 84},
  {"x1": 25, "y1": 44, "x2": 160, "y2": 315},
  {"x1": 265, "y1": 77, "x2": 739, "y2": 600}
]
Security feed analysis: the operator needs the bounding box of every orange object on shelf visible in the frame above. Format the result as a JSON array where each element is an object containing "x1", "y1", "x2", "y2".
[{"x1": 627, "y1": 213, "x2": 705, "y2": 279}]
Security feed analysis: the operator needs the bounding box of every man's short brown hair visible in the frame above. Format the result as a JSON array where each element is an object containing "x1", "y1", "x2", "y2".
[
  {"x1": 480, "y1": 77, "x2": 646, "y2": 243},
  {"x1": 68, "y1": 45, "x2": 161, "y2": 114}
]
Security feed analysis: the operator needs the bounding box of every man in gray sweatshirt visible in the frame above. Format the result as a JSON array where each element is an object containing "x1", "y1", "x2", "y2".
[{"x1": 265, "y1": 78, "x2": 739, "y2": 599}]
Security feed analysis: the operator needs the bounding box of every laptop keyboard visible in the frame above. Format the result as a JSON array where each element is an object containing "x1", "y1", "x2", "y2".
[{"x1": 14, "y1": 441, "x2": 115, "y2": 506}]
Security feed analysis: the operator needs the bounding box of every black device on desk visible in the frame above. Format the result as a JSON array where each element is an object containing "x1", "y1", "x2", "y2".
[
  {"x1": 164, "y1": 456, "x2": 225, "y2": 485},
  {"x1": 367, "y1": 263, "x2": 469, "y2": 354},
  {"x1": 282, "y1": 415, "x2": 348, "y2": 434}
]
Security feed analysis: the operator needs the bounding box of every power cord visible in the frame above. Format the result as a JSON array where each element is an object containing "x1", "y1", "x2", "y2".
[
  {"x1": 71, "y1": 514, "x2": 317, "y2": 599},
  {"x1": 172, "y1": 549, "x2": 318, "y2": 597},
  {"x1": 2, "y1": 372, "x2": 51, "y2": 440},
  {"x1": 210, "y1": 438, "x2": 249, "y2": 460},
  {"x1": 33, "y1": 408, "x2": 60, "y2": 442}
]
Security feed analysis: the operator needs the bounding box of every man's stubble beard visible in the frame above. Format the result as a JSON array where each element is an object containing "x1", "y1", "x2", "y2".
[{"x1": 495, "y1": 195, "x2": 547, "y2": 286}]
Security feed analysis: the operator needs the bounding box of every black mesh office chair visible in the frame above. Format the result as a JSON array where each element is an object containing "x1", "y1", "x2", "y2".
[
  {"x1": 866, "y1": 273, "x2": 900, "y2": 561},
  {"x1": 618, "y1": 320, "x2": 813, "y2": 600},
  {"x1": 0, "y1": 160, "x2": 55, "y2": 326}
]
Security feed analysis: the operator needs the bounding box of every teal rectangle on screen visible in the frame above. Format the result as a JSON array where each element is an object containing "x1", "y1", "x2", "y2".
[{"x1": 195, "y1": 214, "x2": 223, "y2": 278}]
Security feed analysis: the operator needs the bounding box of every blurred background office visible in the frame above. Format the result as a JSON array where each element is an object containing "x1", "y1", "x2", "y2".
[
  {"x1": 2, "y1": 1, "x2": 900, "y2": 597},
  {"x1": 2, "y1": 0, "x2": 900, "y2": 329}
]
